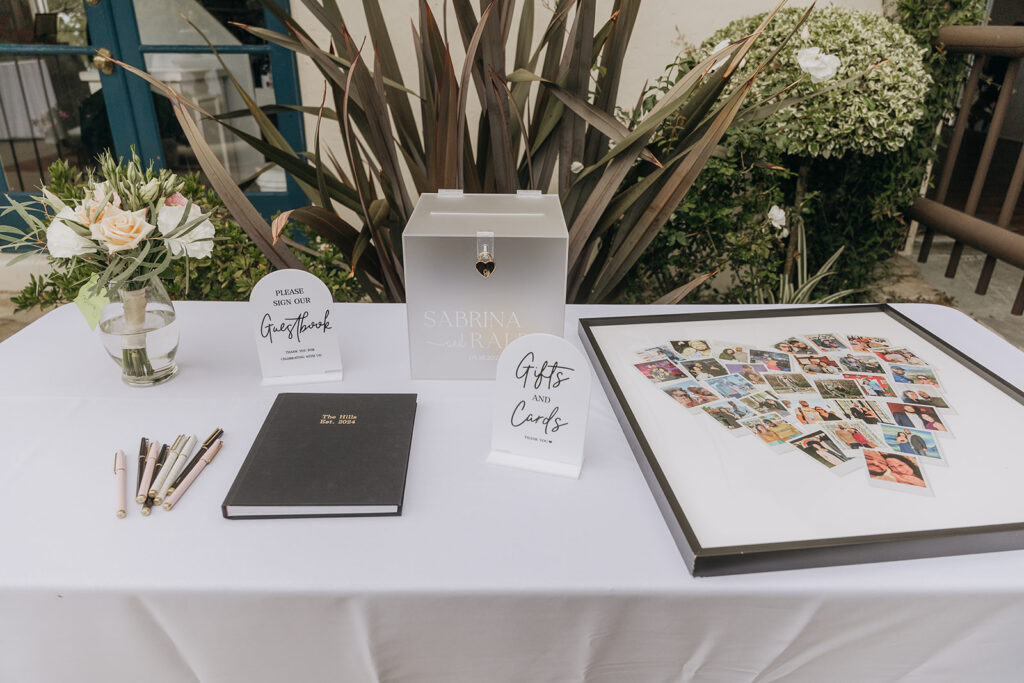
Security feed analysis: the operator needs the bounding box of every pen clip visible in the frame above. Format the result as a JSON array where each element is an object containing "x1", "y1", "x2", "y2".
[{"x1": 202, "y1": 428, "x2": 223, "y2": 449}]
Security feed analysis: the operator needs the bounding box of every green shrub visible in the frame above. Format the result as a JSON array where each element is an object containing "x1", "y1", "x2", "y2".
[
  {"x1": 624, "y1": 1, "x2": 984, "y2": 303},
  {"x1": 10, "y1": 161, "x2": 364, "y2": 312}
]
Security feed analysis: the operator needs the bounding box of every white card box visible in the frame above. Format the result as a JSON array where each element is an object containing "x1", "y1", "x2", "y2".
[{"x1": 403, "y1": 190, "x2": 568, "y2": 379}]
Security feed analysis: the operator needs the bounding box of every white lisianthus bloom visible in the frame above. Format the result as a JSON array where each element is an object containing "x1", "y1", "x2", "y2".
[
  {"x1": 157, "y1": 201, "x2": 215, "y2": 259},
  {"x1": 570, "y1": 161, "x2": 584, "y2": 174},
  {"x1": 46, "y1": 208, "x2": 98, "y2": 258},
  {"x1": 139, "y1": 179, "x2": 162, "y2": 203},
  {"x1": 796, "y1": 47, "x2": 841, "y2": 83}
]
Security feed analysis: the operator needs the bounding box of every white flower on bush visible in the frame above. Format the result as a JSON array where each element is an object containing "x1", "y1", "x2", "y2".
[
  {"x1": 709, "y1": 39, "x2": 732, "y2": 73},
  {"x1": 90, "y1": 205, "x2": 155, "y2": 253},
  {"x1": 570, "y1": 161, "x2": 584, "y2": 174},
  {"x1": 157, "y1": 194, "x2": 215, "y2": 259},
  {"x1": 768, "y1": 205, "x2": 789, "y2": 238},
  {"x1": 796, "y1": 47, "x2": 841, "y2": 83},
  {"x1": 46, "y1": 207, "x2": 97, "y2": 257}
]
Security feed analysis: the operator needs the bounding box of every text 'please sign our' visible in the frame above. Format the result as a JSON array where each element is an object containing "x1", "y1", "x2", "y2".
[
  {"x1": 250, "y1": 269, "x2": 343, "y2": 385},
  {"x1": 488, "y1": 333, "x2": 591, "y2": 478}
]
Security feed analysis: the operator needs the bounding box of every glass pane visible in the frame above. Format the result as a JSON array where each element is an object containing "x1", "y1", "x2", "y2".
[
  {"x1": 0, "y1": 0, "x2": 87, "y2": 46},
  {"x1": 133, "y1": 0, "x2": 282, "y2": 188},
  {"x1": 0, "y1": 0, "x2": 107, "y2": 191}
]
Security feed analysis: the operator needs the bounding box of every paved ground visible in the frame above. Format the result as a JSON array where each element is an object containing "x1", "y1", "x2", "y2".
[
  {"x1": 2, "y1": 245, "x2": 1022, "y2": 349},
  {"x1": 0, "y1": 253, "x2": 47, "y2": 342},
  {"x1": 883, "y1": 236, "x2": 1024, "y2": 350}
]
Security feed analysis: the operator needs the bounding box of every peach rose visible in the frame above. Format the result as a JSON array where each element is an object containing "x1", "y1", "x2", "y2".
[{"x1": 90, "y1": 206, "x2": 155, "y2": 252}]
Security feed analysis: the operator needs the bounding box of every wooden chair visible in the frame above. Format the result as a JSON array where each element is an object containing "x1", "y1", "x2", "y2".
[{"x1": 911, "y1": 25, "x2": 1024, "y2": 314}]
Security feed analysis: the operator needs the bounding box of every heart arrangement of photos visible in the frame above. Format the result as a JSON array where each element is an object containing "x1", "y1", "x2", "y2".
[{"x1": 633, "y1": 333, "x2": 954, "y2": 495}]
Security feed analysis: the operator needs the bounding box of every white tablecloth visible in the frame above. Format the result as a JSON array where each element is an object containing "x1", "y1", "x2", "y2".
[{"x1": 1, "y1": 302, "x2": 1023, "y2": 682}]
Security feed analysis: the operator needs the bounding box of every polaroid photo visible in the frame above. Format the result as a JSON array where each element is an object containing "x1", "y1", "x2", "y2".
[
  {"x1": 705, "y1": 373, "x2": 757, "y2": 399},
  {"x1": 763, "y1": 415, "x2": 803, "y2": 442},
  {"x1": 701, "y1": 399, "x2": 758, "y2": 432},
  {"x1": 842, "y1": 373, "x2": 897, "y2": 399},
  {"x1": 879, "y1": 424, "x2": 946, "y2": 464},
  {"x1": 739, "y1": 389, "x2": 789, "y2": 415},
  {"x1": 660, "y1": 379, "x2": 719, "y2": 409},
  {"x1": 875, "y1": 347, "x2": 928, "y2": 366},
  {"x1": 634, "y1": 358, "x2": 686, "y2": 383},
  {"x1": 836, "y1": 353, "x2": 886, "y2": 375},
  {"x1": 634, "y1": 346, "x2": 669, "y2": 362},
  {"x1": 670, "y1": 339, "x2": 713, "y2": 360},
  {"x1": 821, "y1": 420, "x2": 883, "y2": 451},
  {"x1": 764, "y1": 372, "x2": 815, "y2": 395},
  {"x1": 773, "y1": 337, "x2": 815, "y2": 355},
  {"x1": 791, "y1": 398, "x2": 845, "y2": 426},
  {"x1": 806, "y1": 333, "x2": 849, "y2": 352},
  {"x1": 725, "y1": 363, "x2": 769, "y2": 385},
  {"x1": 845, "y1": 335, "x2": 892, "y2": 353},
  {"x1": 834, "y1": 398, "x2": 895, "y2": 425},
  {"x1": 795, "y1": 354, "x2": 842, "y2": 375},
  {"x1": 898, "y1": 384, "x2": 953, "y2": 411},
  {"x1": 655, "y1": 344, "x2": 690, "y2": 366},
  {"x1": 680, "y1": 358, "x2": 730, "y2": 380},
  {"x1": 889, "y1": 364, "x2": 942, "y2": 389},
  {"x1": 740, "y1": 416, "x2": 789, "y2": 447},
  {"x1": 788, "y1": 430, "x2": 860, "y2": 475},
  {"x1": 885, "y1": 402, "x2": 953, "y2": 436},
  {"x1": 714, "y1": 342, "x2": 750, "y2": 364},
  {"x1": 749, "y1": 349, "x2": 793, "y2": 373},
  {"x1": 814, "y1": 378, "x2": 864, "y2": 400},
  {"x1": 862, "y1": 449, "x2": 933, "y2": 495}
]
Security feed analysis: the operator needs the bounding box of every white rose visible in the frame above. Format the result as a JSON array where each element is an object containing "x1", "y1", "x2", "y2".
[
  {"x1": 46, "y1": 208, "x2": 97, "y2": 258},
  {"x1": 796, "y1": 47, "x2": 841, "y2": 83},
  {"x1": 157, "y1": 202, "x2": 215, "y2": 259},
  {"x1": 90, "y1": 205, "x2": 155, "y2": 252},
  {"x1": 768, "y1": 205, "x2": 787, "y2": 230}
]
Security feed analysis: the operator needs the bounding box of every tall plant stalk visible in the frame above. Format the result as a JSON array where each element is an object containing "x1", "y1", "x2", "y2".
[{"x1": 113, "y1": 0, "x2": 819, "y2": 303}]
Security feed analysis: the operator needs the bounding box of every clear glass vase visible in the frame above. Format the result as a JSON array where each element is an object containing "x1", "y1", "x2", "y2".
[{"x1": 98, "y1": 277, "x2": 180, "y2": 386}]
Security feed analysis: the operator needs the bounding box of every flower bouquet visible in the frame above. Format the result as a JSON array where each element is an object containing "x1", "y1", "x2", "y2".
[{"x1": 1, "y1": 152, "x2": 216, "y2": 385}]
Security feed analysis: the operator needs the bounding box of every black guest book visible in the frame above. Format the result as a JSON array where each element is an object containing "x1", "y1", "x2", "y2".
[{"x1": 222, "y1": 393, "x2": 417, "y2": 519}]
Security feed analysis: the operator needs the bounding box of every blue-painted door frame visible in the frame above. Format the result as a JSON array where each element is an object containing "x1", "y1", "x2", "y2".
[{"x1": 0, "y1": 0, "x2": 305, "y2": 219}]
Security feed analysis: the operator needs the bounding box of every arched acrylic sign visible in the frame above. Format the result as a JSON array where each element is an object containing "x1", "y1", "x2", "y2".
[
  {"x1": 250, "y1": 269, "x2": 343, "y2": 385},
  {"x1": 488, "y1": 333, "x2": 591, "y2": 478}
]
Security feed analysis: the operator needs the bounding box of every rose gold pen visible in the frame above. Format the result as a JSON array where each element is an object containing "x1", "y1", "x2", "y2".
[
  {"x1": 163, "y1": 439, "x2": 222, "y2": 511},
  {"x1": 137, "y1": 440, "x2": 161, "y2": 503},
  {"x1": 114, "y1": 450, "x2": 127, "y2": 518}
]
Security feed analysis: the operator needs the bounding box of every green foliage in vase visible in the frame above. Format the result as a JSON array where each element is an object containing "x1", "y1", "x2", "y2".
[
  {"x1": 8, "y1": 163, "x2": 363, "y2": 313},
  {"x1": 111, "y1": 0, "x2": 820, "y2": 304},
  {"x1": 625, "y1": 0, "x2": 984, "y2": 303}
]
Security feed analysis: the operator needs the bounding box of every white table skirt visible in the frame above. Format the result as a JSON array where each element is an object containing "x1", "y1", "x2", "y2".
[{"x1": 1, "y1": 302, "x2": 1023, "y2": 682}]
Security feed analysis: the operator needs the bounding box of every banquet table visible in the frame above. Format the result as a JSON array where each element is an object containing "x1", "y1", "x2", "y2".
[{"x1": 2, "y1": 302, "x2": 1024, "y2": 683}]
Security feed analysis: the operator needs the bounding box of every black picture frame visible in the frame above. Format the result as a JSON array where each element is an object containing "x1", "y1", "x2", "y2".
[{"x1": 579, "y1": 304, "x2": 1024, "y2": 576}]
